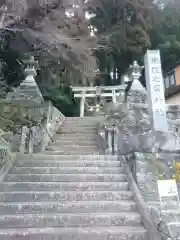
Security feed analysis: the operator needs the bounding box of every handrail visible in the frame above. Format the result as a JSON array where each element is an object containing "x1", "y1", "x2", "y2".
[{"x1": 27, "y1": 102, "x2": 65, "y2": 153}]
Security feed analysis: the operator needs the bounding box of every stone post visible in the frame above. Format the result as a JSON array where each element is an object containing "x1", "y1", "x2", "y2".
[
  {"x1": 28, "y1": 127, "x2": 35, "y2": 154},
  {"x1": 41, "y1": 101, "x2": 52, "y2": 152},
  {"x1": 107, "y1": 127, "x2": 113, "y2": 154},
  {"x1": 80, "y1": 91, "x2": 85, "y2": 117},
  {"x1": 114, "y1": 126, "x2": 118, "y2": 153},
  {"x1": 112, "y1": 90, "x2": 116, "y2": 103},
  {"x1": 104, "y1": 126, "x2": 108, "y2": 149},
  {"x1": 20, "y1": 126, "x2": 28, "y2": 154}
]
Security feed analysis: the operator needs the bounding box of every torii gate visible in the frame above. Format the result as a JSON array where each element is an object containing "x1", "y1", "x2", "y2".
[{"x1": 71, "y1": 85, "x2": 126, "y2": 117}]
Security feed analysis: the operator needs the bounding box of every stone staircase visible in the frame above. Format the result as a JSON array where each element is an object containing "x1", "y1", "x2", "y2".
[
  {"x1": 46, "y1": 117, "x2": 103, "y2": 155},
  {"x1": 0, "y1": 117, "x2": 149, "y2": 239}
]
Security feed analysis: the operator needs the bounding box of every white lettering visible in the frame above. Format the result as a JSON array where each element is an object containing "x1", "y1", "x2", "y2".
[{"x1": 144, "y1": 50, "x2": 168, "y2": 132}]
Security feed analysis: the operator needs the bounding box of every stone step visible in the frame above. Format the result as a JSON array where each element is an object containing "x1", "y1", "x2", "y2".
[
  {"x1": 65, "y1": 116, "x2": 100, "y2": 119},
  {"x1": 0, "y1": 226, "x2": 147, "y2": 240},
  {"x1": 62, "y1": 123, "x2": 99, "y2": 126},
  {"x1": 64, "y1": 119, "x2": 100, "y2": 123},
  {"x1": 61, "y1": 121, "x2": 97, "y2": 125},
  {"x1": 0, "y1": 212, "x2": 142, "y2": 228},
  {"x1": 45, "y1": 148, "x2": 100, "y2": 154},
  {"x1": 0, "y1": 201, "x2": 136, "y2": 214},
  {"x1": 57, "y1": 129, "x2": 97, "y2": 134},
  {"x1": 58, "y1": 130, "x2": 97, "y2": 134},
  {"x1": 58, "y1": 127, "x2": 98, "y2": 131},
  {"x1": 62, "y1": 123, "x2": 98, "y2": 126},
  {"x1": 44, "y1": 150, "x2": 103, "y2": 155},
  {"x1": 10, "y1": 166, "x2": 124, "y2": 175},
  {"x1": 18, "y1": 154, "x2": 117, "y2": 161},
  {"x1": 54, "y1": 134, "x2": 97, "y2": 139},
  {"x1": 0, "y1": 191, "x2": 132, "y2": 202},
  {"x1": 46, "y1": 145, "x2": 99, "y2": 152},
  {"x1": 59, "y1": 127, "x2": 97, "y2": 131},
  {"x1": 60, "y1": 125, "x2": 97, "y2": 129},
  {"x1": 53, "y1": 140, "x2": 97, "y2": 146},
  {"x1": 4, "y1": 174, "x2": 127, "y2": 182},
  {"x1": 15, "y1": 160, "x2": 121, "y2": 168},
  {"x1": 50, "y1": 142, "x2": 97, "y2": 147},
  {"x1": 63, "y1": 121, "x2": 101, "y2": 125},
  {"x1": 65, "y1": 117, "x2": 102, "y2": 122},
  {"x1": 58, "y1": 125, "x2": 97, "y2": 129},
  {"x1": 0, "y1": 182, "x2": 129, "y2": 191},
  {"x1": 53, "y1": 138, "x2": 97, "y2": 143},
  {"x1": 55, "y1": 130, "x2": 97, "y2": 134}
]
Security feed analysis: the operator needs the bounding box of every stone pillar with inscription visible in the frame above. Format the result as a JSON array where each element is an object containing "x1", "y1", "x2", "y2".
[{"x1": 144, "y1": 50, "x2": 168, "y2": 133}]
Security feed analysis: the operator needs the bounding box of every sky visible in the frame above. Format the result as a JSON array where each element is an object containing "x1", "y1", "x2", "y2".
[{"x1": 65, "y1": 5, "x2": 97, "y2": 36}]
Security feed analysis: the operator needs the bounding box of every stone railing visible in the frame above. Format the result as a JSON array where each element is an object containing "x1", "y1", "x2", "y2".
[
  {"x1": 0, "y1": 100, "x2": 65, "y2": 155},
  {"x1": 0, "y1": 128, "x2": 16, "y2": 182},
  {"x1": 19, "y1": 101, "x2": 65, "y2": 154},
  {"x1": 98, "y1": 122, "x2": 118, "y2": 155},
  {"x1": 0, "y1": 129, "x2": 12, "y2": 166},
  {"x1": 28, "y1": 101, "x2": 65, "y2": 153}
]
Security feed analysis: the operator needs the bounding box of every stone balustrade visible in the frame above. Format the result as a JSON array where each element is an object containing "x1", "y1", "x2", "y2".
[{"x1": 18, "y1": 101, "x2": 65, "y2": 154}]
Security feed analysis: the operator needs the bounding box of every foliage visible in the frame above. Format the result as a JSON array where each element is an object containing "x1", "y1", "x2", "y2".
[
  {"x1": 149, "y1": 0, "x2": 180, "y2": 72},
  {"x1": 88, "y1": 0, "x2": 154, "y2": 84},
  {"x1": 41, "y1": 84, "x2": 79, "y2": 117},
  {"x1": 0, "y1": 31, "x2": 24, "y2": 96},
  {"x1": 87, "y1": 0, "x2": 180, "y2": 84}
]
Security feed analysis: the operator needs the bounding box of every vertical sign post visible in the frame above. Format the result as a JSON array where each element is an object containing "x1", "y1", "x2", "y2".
[{"x1": 144, "y1": 50, "x2": 168, "y2": 132}]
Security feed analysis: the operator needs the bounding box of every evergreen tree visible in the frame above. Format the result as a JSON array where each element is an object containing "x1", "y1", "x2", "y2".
[
  {"x1": 88, "y1": 0, "x2": 154, "y2": 84},
  {"x1": 149, "y1": 0, "x2": 180, "y2": 72}
]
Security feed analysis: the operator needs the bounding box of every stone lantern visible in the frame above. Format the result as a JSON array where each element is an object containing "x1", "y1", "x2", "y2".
[{"x1": 6, "y1": 56, "x2": 44, "y2": 106}]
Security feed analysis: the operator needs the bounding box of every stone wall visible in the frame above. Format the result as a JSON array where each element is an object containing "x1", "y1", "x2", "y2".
[{"x1": 166, "y1": 92, "x2": 180, "y2": 105}]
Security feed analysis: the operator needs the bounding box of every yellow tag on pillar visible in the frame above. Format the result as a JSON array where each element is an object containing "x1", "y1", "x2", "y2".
[{"x1": 175, "y1": 162, "x2": 180, "y2": 182}]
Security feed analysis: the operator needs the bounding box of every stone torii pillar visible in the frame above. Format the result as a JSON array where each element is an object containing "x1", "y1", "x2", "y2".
[
  {"x1": 80, "y1": 91, "x2": 86, "y2": 117},
  {"x1": 112, "y1": 90, "x2": 116, "y2": 103}
]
